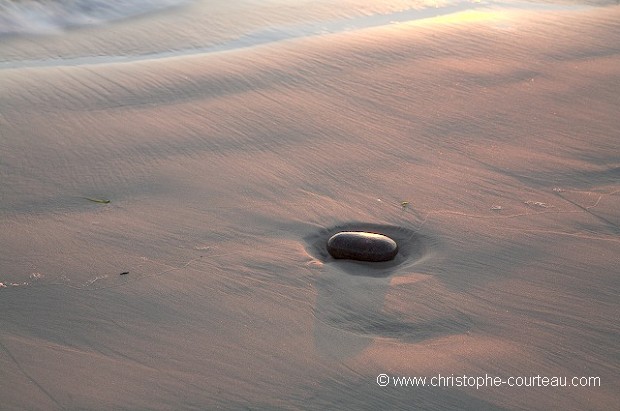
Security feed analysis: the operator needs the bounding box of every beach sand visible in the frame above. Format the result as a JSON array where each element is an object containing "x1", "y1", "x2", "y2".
[{"x1": 1, "y1": 3, "x2": 619, "y2": 410}]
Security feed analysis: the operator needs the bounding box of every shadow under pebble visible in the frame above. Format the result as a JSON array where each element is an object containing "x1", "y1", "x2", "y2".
[
  {"x1": 304, "y1": 222, "x2": 470, "y2": 359},
  {"x1": 304, "y1": 222, "x2": 429, "y2": 277}
]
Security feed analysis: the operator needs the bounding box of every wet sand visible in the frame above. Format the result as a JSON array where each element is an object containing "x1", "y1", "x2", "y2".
[{"x1": 1, "y1": 4, "x2": 619, "y2": 410}]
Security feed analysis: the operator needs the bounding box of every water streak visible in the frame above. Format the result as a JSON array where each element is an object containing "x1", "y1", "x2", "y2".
[{"x1": 0, "y1": 0, "x2": 187, "y2": 34}]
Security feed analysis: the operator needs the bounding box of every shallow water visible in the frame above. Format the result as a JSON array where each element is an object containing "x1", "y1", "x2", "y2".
[
  {"x1": 0, "y1": 0, "x2": 187, "y2": 34},
  {"x1": 1, "y1": 0, "x2": 615, "y2": 66},
  {"x1": 1, "y1": 1, "x2": 619, "y2": 410}
]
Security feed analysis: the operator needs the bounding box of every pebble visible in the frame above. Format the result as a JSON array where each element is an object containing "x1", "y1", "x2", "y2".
[{"x1": 327, "y1": 231, "x2": 398, "y2": 262}]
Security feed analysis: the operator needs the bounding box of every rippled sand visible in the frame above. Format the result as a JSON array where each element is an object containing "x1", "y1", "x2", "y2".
[{"x1": 1, "y1": 3, "x2": 619, "y2": 410}]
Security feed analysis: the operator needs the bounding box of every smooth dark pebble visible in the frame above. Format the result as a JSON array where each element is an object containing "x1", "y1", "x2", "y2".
[{"x1": 327, "y1": 231, "x2": 398, "y2": 262}]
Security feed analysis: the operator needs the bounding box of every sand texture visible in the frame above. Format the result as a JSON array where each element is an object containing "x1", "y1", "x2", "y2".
[{"x1": 1, "y1": 3, "x2": 619, "y2": 410}]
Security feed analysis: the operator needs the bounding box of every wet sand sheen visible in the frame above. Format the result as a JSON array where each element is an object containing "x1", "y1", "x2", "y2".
[{"x1": 1, "y1": 4, "x2": 619, "y2": 410}]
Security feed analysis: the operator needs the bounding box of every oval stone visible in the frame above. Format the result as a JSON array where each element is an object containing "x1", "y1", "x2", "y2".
[{"x1": 327, "y1": 231, "x2": 398, "y2": 262}]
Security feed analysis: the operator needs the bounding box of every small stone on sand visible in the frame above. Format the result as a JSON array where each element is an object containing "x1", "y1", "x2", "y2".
[{"x1": 327, "y1": 231, "x2": 398, "y2": 262}]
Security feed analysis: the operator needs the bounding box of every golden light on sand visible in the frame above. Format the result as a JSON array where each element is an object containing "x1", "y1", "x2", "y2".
[{"x1": 415, "y1": 9, "x2": 507, "y2": 26}]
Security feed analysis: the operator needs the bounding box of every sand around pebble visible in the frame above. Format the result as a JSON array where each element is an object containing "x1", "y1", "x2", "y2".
[{"x1": 1, "y1": 1, "x2": 619, "y2": 410}]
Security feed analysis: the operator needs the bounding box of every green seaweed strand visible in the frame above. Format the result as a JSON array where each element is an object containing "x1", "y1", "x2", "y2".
[{"x1": 82, "y1": 197, "x2": 110, "y2": 204}]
